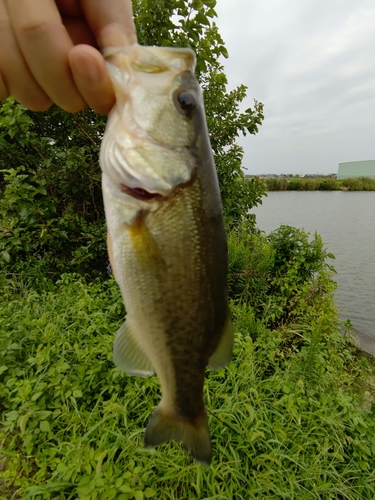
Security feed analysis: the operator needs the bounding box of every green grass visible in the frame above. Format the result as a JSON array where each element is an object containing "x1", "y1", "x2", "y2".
[
  {"x1": 258, "y1": 177, "x2": 375, "y2": 191},
  {"x1": 1, "y1": 267, "x2": 375, "y2": 499}
]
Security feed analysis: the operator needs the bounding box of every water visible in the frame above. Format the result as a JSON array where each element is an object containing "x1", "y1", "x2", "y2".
[{"x1": 251, "y1": 191, "x2": 375, "y2": 338}]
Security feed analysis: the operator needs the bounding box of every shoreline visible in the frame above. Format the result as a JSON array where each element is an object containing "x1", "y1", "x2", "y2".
[{"x1": 341, "y1": 326, "x2": 375, "y2": 356}]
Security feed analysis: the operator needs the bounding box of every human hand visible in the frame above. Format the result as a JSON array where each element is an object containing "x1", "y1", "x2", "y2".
[{"x1": 0, "y1": 0, "x2": 137, "y2": 114}]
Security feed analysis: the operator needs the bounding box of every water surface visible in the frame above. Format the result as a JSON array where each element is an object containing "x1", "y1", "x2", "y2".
[{"x1": 251, "y1": 191, "x2": 375, "y2": 338}]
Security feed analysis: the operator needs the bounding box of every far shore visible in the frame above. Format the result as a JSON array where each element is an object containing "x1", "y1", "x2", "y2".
[{"x1": 247, "y1": 176, "x2": 375, "y2": 192}]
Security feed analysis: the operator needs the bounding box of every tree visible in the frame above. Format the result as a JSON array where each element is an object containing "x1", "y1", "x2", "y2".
[
  {"x1": 134, "y1": 0, "x2": 266, "y2": 226},
  {"x1": 0, "y1": 0, "x2": 264, "y2": 276}
]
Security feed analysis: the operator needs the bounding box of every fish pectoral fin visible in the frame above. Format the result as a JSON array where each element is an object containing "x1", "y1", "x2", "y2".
[
  {"x1": 113, "y1": 320, "x2": 154, "y2": 377},
  {"x1": 208, "y1": 310, "x2": 234, "y2": 370},
  {"x1": 144, "y1": 405, "x2": 212, "y2": 466},
  {"x1": 129, "y1": 217, "x2": 166, "y2": 271}
]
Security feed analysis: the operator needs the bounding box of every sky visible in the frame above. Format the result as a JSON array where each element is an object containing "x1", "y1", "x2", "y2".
[{"x1": 214, "y1": 0, "x2": 375, "y2": 175}]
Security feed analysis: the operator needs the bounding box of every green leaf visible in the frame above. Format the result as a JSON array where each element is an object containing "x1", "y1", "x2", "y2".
[
  {"x1": 195, "y1": 13, "x2": 210, "y2": 25},
  {"x1": 144, "y1": 488, "x2": 157, "y2": 498},
  {"x1": 1, "y1": 251, "x2": 10, "y2": 262},
  {"x1": 6, "y1": 410, "x2": 19, "y2": 421},
  {"x1": 219, "y1": 46, "x2": 229, "y2": 58},
  {"x1": 192, "y1": 0, "x2": 204, "y2": 10},
  {"x1": 40, "y1": 420, "x2": 50, "y2": 432}
]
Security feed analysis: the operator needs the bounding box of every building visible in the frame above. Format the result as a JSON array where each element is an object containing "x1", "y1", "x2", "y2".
[{"x1": 337, "y1": 160, "x2": 375, "y2": 179}]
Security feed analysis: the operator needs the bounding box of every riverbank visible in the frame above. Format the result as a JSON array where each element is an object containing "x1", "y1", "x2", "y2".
[
  {"x1": 253, "y1": 176, "x2": 375, "y2": 191},
  {"x1": 343, "y1": 326, "x2": 375, "y2": 357},
  {"x1": 2, "y1": 227, "x2": 375, "y2": 498}
]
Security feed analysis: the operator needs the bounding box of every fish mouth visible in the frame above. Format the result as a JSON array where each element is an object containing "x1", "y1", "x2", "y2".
[{"x1": 120, "y1": 184, "x2": 163, "y2": 201}]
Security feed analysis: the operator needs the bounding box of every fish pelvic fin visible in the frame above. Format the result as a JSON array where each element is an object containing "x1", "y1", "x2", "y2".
[
  {"x1": 208, "y1": 308, "x2": 233, "y2": 370},
  {"x1": 113, "y1": 320, "x2": 154, "y2": 377},
  {"x1": 144, "y1": 406, "x2": 212, "y2": 466}
]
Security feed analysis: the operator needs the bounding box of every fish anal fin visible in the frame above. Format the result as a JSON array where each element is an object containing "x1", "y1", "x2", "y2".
[
  {"x1": 144, "y1": 406, "x2": 212, "y2": 466},
  {"x1": 113, "y1": 320, "x2": 154, "y2": 377},
  {"x1": 208, "y1": 310, "x2": 233, "y2": 370}
]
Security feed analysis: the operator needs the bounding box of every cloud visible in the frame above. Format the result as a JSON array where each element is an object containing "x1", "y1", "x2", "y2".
[{"x1": 214, "y1": 0, "x2": 375, "y2": 174}]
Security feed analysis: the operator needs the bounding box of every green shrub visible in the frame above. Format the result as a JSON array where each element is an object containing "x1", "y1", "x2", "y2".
[
  {"x1": 317, "y1": 179, "x2": 338, "y2": 191},
  {"x1": 360, "y1": 177, "x2": 375, "y2": 190},
  {"x1": 286, "y1": 179, "x2": 301, "y2": 190},
  {"x1": 264, "y1": 178, "x2": 288, "y2": 191},
  {"x1": 228, "y1": 225, "x2": 336, "y2": 330},
  {"x1": 300, "y1": 179, "x2": 318, "y2": 190},
  {"x1": 341, "y1": 177, "x2": 375, "y2": 191},
  {"x1": 1, "y1": 266, "x2": 375, "y2": 499}
]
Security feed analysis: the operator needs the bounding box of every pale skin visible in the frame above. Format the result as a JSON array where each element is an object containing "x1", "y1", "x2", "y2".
[{"x1": 0, "y1": 0, "x2": 137, "y2": 114}]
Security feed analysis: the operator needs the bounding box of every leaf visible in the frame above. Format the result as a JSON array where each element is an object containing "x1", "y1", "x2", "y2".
[
  {"x1": 6, "y1": 410, "x2": 19, "y2": 421},
  {"x1": 192, "y1": 0, "x2": 204, "y2": 10},
  {"x1": 18, "y1": 414, "x2": 31, "y2": 433},
  {"x1": 78, "y1": 476, "x2": 91, "y2": 486},
  {"x1": 219, "y1": 46, "x2": 229, "y2": 58},
  {"x1": 134, "y1": 492, "x2": 144, "y2": 500},
  {"x1": 144, "y1": 488, "x2": 157, "y2": 498},
  {"x1": 1, "y1": 251, "x2": 10, "y2": 262},
  {"x1": 40, "y1": 420, "x2": 50, "y2": 432},
  {"x1": 95, "y1": 450, "x2": 108, "y2": 475},
  {"x1": 120, "y1": 484, "x2": 133, "y2": 494},
  {"x1": 195, "y1": 13, "x2": 210, "y2": 25},
  {"x1": 203, "y1": 0, "x2": 217, "y2": 6}
]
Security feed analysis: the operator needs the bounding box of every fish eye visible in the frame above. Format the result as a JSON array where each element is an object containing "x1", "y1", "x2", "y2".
[{"x1": 175, "y1": 91, "x2": 196, "y2": 115}]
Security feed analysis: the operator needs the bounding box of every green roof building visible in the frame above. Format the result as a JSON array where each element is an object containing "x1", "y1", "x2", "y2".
[{"x1": 337, "y1": 160, "x2": 375, "y2": 179}]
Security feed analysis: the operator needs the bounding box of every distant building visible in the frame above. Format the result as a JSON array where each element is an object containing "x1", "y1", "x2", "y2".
[{"x1": 337, "y1": 160, "x2": 375, "y2": 179}]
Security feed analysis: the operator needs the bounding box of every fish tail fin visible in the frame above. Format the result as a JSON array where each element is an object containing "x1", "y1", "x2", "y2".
[{"x1": 144, "y1": 406, "x2": 212, "y2": 466}]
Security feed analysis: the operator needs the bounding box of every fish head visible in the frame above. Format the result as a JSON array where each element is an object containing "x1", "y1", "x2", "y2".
[{"x1": 100, "y1": 44, "x2": 204, "y2": 214}]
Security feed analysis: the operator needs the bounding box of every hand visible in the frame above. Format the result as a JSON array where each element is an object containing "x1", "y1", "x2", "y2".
[{"x1": 0, "y1": 0, "x2": 137, "y2": 114}]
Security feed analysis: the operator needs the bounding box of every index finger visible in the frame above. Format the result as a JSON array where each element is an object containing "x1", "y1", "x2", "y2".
[
  {"x1": 6, "y1": 0, "x2": 86, "y2": 112},
  {"x1": 80, "y1": 0, "x2": 137, "y2": 48}
]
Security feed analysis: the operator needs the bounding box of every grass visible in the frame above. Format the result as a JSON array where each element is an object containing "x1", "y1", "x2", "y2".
[
  {"x1": 257, "y1": 177, "x2": 375, "y2": 191},
  {"x1": 1, "y1": 266, "x2": 375, "y2": 499}
]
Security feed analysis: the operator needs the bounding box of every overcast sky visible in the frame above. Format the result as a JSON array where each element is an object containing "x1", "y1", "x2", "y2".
[{"x1": 214, "y1": 0, "x2": 375, "y2": 175}]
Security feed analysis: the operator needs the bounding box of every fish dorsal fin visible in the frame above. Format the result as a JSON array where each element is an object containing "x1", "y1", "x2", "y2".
[
  {"x1": 208, "y1": 310, "x2": 234, "y2": 370},
  {"x1": 113, "y1": 320, "x2": 154, "y2": 377}
]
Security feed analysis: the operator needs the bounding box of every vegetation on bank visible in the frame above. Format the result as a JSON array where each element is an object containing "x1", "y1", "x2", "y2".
[
  {"x1": 1, "y1": 1, "x2": 375, "y2": 498},
  {"x1": 2, "y1": 227, "x2": 375, "y2": 499},
  {"x1": 259, "y1": 176, "x2": 375, "y2": 191}
]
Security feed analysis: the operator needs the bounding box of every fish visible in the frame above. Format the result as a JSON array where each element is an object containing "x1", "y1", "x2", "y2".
[{"x1": 99, "y1": 43, "x2": 233, "y2": 466}]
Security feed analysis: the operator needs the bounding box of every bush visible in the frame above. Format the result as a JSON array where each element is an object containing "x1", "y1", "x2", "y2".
[
  {"x1": 287, "y1": 179, "x2": 301, "y2": 190},
  {"x1": 263, "y1": 178, "x2": 288, "y2": 191},
  {"x1": 300, "y1": 179, "x2": 318, "y2": 190},
  {"x1": 317, "y1": 179, "x2": 338, "y2": 191},
  {"x1": 228, "y1": 225, "x2": 336, "y2": 329},
  {"x1": 341, "y1": 177, "x2": 375, "y2": 191}
]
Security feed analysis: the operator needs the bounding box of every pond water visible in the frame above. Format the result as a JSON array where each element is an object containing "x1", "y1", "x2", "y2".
[{"x1": 251, "y1": 191, "x2": 375, "y2": 338}]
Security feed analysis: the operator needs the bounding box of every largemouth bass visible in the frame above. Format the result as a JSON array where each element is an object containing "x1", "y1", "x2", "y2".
[{"x1": 99, "y1": 44, "x2": 233, "y2": 466}]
